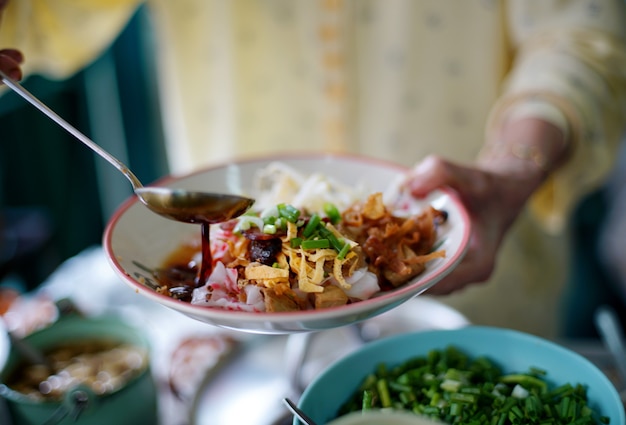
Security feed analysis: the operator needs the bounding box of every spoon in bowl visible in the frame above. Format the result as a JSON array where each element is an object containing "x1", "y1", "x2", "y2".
[
  {"x1": 283, "y1": 398, "x2": 319, "y2": 425},
  {"x1": 594, "y1": 305, "x2": 626, "y2": 405},
  {"x1": 0, "y1": 70, "x2": 254, "y2": 225}
]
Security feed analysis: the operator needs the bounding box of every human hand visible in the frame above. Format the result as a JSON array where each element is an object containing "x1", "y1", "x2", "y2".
[
  {"x1": 0, "y1": 0, "x2": 23, "y2": 81},
  {"x1": 405, "y1": 156, "x2": 530, "y2": 295},
  {"x1": 405, "y1": 117, "x2": 569, "y2": 295},
  {"x1": 0, "y1": 48, "x2": 23, "y2": 80}
]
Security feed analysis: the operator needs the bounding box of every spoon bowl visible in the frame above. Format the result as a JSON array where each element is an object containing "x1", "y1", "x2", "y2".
[
  {"x1": 0, "y1": 70, "x2": 254, "y2": 225},
  {"x1": 135, "y1": 187, "x2": 254, "y2": 224}
]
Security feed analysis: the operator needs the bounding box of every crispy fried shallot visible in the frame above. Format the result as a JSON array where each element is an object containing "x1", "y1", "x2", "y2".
[{"x1": 339, "y1": 193, "x2": 447, "y2": 287}]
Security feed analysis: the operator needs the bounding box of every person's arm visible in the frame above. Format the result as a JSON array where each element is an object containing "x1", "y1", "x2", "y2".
[
  {"x1": 407, "y1": 0, "x2": 626, "y2": 295},
  {"x1": 0, "y1": 0, "x2": 142, "y2": 81},
  {"x1": 486, "y1": 0, "x2": 626, "y2": 232},
  {"x1": 405, "y1": 116, "x2": 569, "y2": 295}
]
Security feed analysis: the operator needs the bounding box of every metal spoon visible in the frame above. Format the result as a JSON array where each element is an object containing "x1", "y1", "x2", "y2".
[
  {"x1": 594, "y1": 305, "x2": 626, "y2": 402},
  {"x1": 6, "y1": 330, "x2": 51, "y2": 368},
  {"x1": 283, "y1": 398, "x2": 320, "y2": 425},
  {"x1": 0, "y1": 70, "x2": 254, "y2": 225}
]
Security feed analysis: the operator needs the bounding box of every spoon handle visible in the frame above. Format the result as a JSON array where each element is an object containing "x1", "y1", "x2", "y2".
[
  {"x1": 595, "y1": 305, "x2": 626, "y2": 388},
  {"x1": 283, "y1": 398, "x2": 319, "y2": 425},
  {"x1": 6, "y1": 330, "x2": 51, "y2": 368},
  {"x1": 0, "y1": 70, "x2": 143, "y2": 191}
]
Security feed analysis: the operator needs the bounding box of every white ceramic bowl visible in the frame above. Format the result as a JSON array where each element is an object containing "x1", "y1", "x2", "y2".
[
  {"x1": 103, "y1": 153, "x2": 470, "y2": 334},
  {"x1": 297, "y1": 326, "x2": 625, "y2": 425}
]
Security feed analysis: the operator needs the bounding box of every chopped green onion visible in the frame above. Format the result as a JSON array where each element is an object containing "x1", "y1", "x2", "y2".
[
  {"x1": 500, "y1": 374, "x2": 548, "y2": 392},
  {"x1": 449, "y1": 402, "x2": 463, "y2": 416},
  {"x1": 301, "y1": 239, "x2": 330, "y2": 250},
  {"x1": 440, "y1": 379, "x2": 461, "y2": 392},
  {"x1": 449, "y1": 392, "x2": 477, "y2": 404},
  {"x1": 336, "y1": 242, "x2": 351, "y2": 260},
  {"x1": 510, "y1": 405, "x2": 524, "y2": 419},
  {"x1": 338, "y1": 346, "x2": 609, "y2": 425},
  {"x1": 377, "y1": 379, "x2": 392, "y2": 408},
  {"x1": 263, "y1": 224, "x2": 277, "y2": 234},
  {"x1": 362, "y1": 390, "x2": 373, "y2": 411},
  {"x1": 560, "y1": 397, "x2": 571, "y2": 419},
  {"x1": 290, "y1": 237, "x2": 302, "y2": 248},
  {"x1": 277, "y1": 203, "x2": 301, "y2": 222},
  {"x1": 327, "y1": 234, "x2": 343, "y2": 251},
  {"x1": 318, "y1": 225, "x2": 344, "y2": 251},
  {"x1": 303, "y1": 213, "x2": 321, "y2": 237},
  {"x1": 421, "y1": 406, "x2": 440, "y2": 416},
  {"x1": 495, "y1": 413, "x2": 507, "y2": 425},
  {"x1": 525, "y1": 394, "x2": 541, "y2": 419},
  {"x1": 429, "y1": 391, "x2": 441, "y2": 407},
  {"x1": 324, "y1": 202, "x2": 341, "y2": 224}
]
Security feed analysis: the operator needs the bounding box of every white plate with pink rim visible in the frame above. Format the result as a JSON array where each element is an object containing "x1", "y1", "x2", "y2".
[{"x1": 103, "y1": 153, "x2": 471, "y2": 334}]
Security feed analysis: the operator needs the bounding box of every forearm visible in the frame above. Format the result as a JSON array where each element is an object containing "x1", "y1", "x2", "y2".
[
  {"x1": 479, "y1": 1, "x2": 626, "y2": 231},
  {"x1": 474, "y1": 116, "x2": 571, "y2": 229},
  {"x1": 478, "y1": 116, "x2": 571, "y2": 189}
]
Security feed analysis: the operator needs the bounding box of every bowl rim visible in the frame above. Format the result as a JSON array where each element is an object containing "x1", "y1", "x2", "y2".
[{"x1": 102, "y1": 152, "x2": 471, "y2": 326}]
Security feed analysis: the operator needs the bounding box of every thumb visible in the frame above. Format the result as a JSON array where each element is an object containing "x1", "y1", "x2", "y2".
[
  {"x1": 406, "y1": 155, "x2": 487, "y2": 202},
  {"x1": 0, "y1": 49, "x2": 23, "y2": 64},
  {"x1": 405, "y1": 155, "x2": 453, "y2": 197},
  {"x1": 0, "y1": 50, "x2": 23, "y2": 81}
]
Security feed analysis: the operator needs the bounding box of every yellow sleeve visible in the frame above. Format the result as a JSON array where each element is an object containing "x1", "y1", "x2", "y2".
[
  {"x1": 0, "y1": 0, "x2": 143, "y2": 80},
  {"x1": 488, "y1": 0, "x2": 626, "y2": 232}
]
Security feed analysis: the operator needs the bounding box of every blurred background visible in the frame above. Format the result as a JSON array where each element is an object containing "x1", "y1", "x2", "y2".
[
  {"x1": 0, "y1": 4, "x2": 625, "y2": 340},
  {"x1": 0, "y1": 6, "x2": 168, "y2": 292}
]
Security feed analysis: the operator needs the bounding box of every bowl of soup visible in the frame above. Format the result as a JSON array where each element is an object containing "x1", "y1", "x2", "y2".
[{"x1": 0, "y1": 314, "x2": 157, "y2": 425}]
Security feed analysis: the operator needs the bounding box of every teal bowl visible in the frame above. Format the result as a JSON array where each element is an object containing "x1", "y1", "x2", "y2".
[
  {"x1": 0, "y1": 315, "x2": 158, "y2": 425},
  {"x1": 297, "y1": 326, "x2": 625, "y2": 425}
]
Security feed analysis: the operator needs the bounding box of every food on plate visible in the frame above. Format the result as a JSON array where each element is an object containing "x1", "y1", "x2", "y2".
[
  {"x1": 5, "y1": 339, "x2": 148, "y2": 401},
  {"x1": 152, "y1": 162, "x2": 448, "y2": 312},
  {"x1": 339, "y1": 346, "x2": 610, "y2": 425}
]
